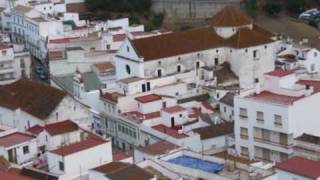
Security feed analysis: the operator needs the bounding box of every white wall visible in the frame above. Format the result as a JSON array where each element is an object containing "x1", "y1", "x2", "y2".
[{"x1": 47, "y1": 141, "x2": 112, "y2": 180}]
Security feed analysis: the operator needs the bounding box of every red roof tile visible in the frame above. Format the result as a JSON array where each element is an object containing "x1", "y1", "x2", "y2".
[
  {"x1": 27, "y1": 125, "x2": 44, "y2": 135},
  {"x1": 0, "y1": 132, "x2": 35, "y2": 148},
  {"x1": 113, "y1": 34, "x2": 127, "y2": 42},
  {"x1": 44, "y1": 120, "x2": 79, "y2": 136},
  {"x1": 163, "y1": 105, "x2": 186, "y2": 114},
  {"x1": 297, "y1": 80, "x2": 320, "y2": 93},
  {"x1": 152, "y1": 125, "x2": 188, "y2": 139},
  {"x1": 201, "y1": 101, "x2": 215, "y2": 111},
  {"x1": 248, "y1": 91, "x2": 303, "y2": 105},
  {"x1": 139, "y1": 140, "x2": 179, "y2": 155},
  {"x1": 112, "y1": 150, "x2": 131, "y2": 161},
  {"x1": 0, "y1": 79, "x2": 66, "y2": 119},
  {"x1": 123, "y1": 111, "x2": 161, "y2": 121},
  {"x1": 94, "y1": 62, "x2": 114, "y2": 72},
  {"x1": 101, "y1": 91, "x2": 124, "y2": 104},
  {"x1": 135, "y1": 94, "x2": 162, "y2": 103},
  {"x1": 209, "y1": 6, "x2": 253, "y2": 27},
  {"x1": 0, "y1": 171, "x2": 35, "y2": 180},
  {"x1": 50, "y1": 135, "x2": 107, "y2": 156},
  {"x1": 265, "y1": 69, "x2": 294, "y2": 77},
  {"x1": 275, "y1": 156, "x2": 320, "y2": 179}
]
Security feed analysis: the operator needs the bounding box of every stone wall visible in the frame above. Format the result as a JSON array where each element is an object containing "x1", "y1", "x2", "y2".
[{"x1": 152, "y1": 0, "x2": 242, "y2": 19}]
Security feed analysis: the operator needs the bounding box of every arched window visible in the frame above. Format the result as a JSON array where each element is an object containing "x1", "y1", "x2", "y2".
[
  {"x1": 157, "y1": 69, "x2": 162, "y2": 77},
  {"x1": 196, "y1": 61, "x2": 200, "y2": 69},
  {"x1": 177, "y1": 65, "x2": 181, "y2": 73},
  {"x1": 126, "y1": 64, "x2": 131, "y2": 74}
]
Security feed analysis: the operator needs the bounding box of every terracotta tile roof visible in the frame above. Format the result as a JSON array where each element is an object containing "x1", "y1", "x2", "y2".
[
  {"x1": 162, "y1": 105, "x2": 186, "y2": 114},
  {"x1": 130, "y1": 25, "x2": 273, "y2": 61},
  {"x1": 0, "y1": 171, "x2": 35, "y2": 180},
  {"x1": 66, "y1": 3, "x2": 87, "y2": 13},
  {"x1": 0, "y1": 132, "x2": 35, "y2": 148},
  {"x1": 94, "y1": 162, "x2": 129, "y2": 174},
  {"x1": 94, "y1": 162, "x2": 154, "y2": 180},
  {"x1": 101, "y1": 91, "x2": 124, "y2": 104},
  {"x1": 275, "y1": 156, "x2": 320, "y2": 179},
  {"x1": 135, "y1": 94, "x2": 162, "y2": 103},
  {"x1": 193, "y1": 122, "x2": 234, "y2": 140},
  {"x1": 0, "y1": 79, "x2": 66, "y2": 119},
  {"x1": 113, "y1": 34, "x2": 127, "y2": 42},
  {"x1": 209, "y1": 6, "x2": 253, "y2": 27},
  {"x1": 248, "y1": 91, "x2": 303, "y2": 105},
  {"x1": 27, "y1": 125, "x2": 44, "y2": 135},
  {"x1": 139, "y1": 140, "x2": 179, "y2": 155},
  {"x1": 201, "y1": 101, "x2": 215, "y2": 111},
  {"x1": 123, "y1": 111, "x2": 161, "y2": 121},
  {"x1": 131, "y1": 27, "x2": 225, "y2": 61},
  {"x1": 50, "y1": 135, "x2": 107, "y2": 156},
  {"x1": 297, "y1": 80, "x2": 320, "y2": 92},
  {"x1": 265, "y1": 69, "x2": 294, "y2": 77},
  {"x1": 44, "y1": 120, "x2": 79, "y2": 136},
  {"x1": 118, "y1": 77, "x2": 144, "y2": 84},
  {"x1": 20, "y1": 168, "x2": 58, "y2": 180},
  {"x1": 225, "y1": 27, "x2": 274, "y2": 48},
  {"x1": 94, "y1": 62, "x2": 114, "y2": 72},
  {"x1": 112, "y1": 150, "x2": 131, "y2": 162},
  {"x1": 152, "y1": 125, "x2": 188, "y2": 139}
]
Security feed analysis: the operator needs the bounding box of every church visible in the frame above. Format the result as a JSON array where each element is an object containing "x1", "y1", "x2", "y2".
[{"x1": 115, "y1": 6, "x2": 279, "y2": 90}]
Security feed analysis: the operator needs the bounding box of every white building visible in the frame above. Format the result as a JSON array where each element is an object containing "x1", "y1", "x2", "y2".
[
  {"x1": 234, "y1": 69, "x2": 320, "y2": 162},
  {"x1": 0, "y1": 42, "x2": 31, "y2": 85},
  {"x1": 9, "y1": 4, "x2": 64, "y2": 61},
  {"x1": 115, "y1": 6, "x2": 278, "y2": 89},
  {"x1": 0, "y1": 132, "x2": 37, "y2": 166},
  {"x1": 47, "y1": 135, "x2": 112, "y2": 180},
  {"x1": 0, "y1": 79, "x2": 89, "y2": 131},
  {"x1": 28, "y1": 120, "x2": 82, "y2": 151}
]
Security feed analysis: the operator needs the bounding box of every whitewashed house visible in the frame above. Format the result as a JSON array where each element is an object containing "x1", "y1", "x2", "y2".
[
  {"x1": 0, "y1": 79, "x2": 89, "y2": 131},
  {"x1": 234, "y1": 69, "x2": 320, "y2": 162},
  {"x1": 28, "y1": 120, "x2": 82, "y2": 151},
  {"x1": 47, "y1": 135, "x2": 112, "y2": 180},
  {"x1": 0, "y1": 132, "x2": 37, "y2": 166}
]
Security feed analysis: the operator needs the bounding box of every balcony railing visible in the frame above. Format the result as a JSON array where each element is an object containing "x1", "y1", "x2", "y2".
[
  {"x1": 254, "y1": 137, "x2": 294, "y2": 149},
  {"x1": 240, "y1": 134, "x2": 249, "y2": 140},
  {"x1": 239, "y1": 115, "x2": 248, "y2": 120},
  {"x1": 256, "y1": 118, "x2": 264, "y2": 124}
]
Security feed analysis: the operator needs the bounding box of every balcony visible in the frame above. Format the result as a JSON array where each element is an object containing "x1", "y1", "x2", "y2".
[
  {"x1": 239, "y1": 115, "x2": 248, "y2": 120},
  {"x1": 254, "y1": 137, "x2": 294, "y2": 149},
  {"x1": 256, "y1": 118, "x2": 264, "y2": 124},
  {"x1": 240, "y1": 134, "x2": 249, "y2": 140}
]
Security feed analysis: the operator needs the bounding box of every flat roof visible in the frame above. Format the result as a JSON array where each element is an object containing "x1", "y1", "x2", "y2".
[
  {"x1": 247, "y1": 91, "x2": 303, "y2": 106},
  {"x1": 135, "y1": 94, "x2": 162, "y2": 104}
]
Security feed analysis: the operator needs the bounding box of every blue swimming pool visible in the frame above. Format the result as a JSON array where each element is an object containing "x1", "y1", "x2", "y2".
[{"x1": 167, "y1": 155, "x2": 224, "y2": 173}]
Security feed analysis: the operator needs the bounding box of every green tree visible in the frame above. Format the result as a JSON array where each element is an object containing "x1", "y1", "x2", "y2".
[
  {"x1": 264, "y1": 0, "x2": 282, "y2": 16},
  {"x1": 286, "y1": 0, "x2": 306, "y2": 14},
  {"x1": 245, "y1": 0, "x2": 258, "y2": 17}
]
